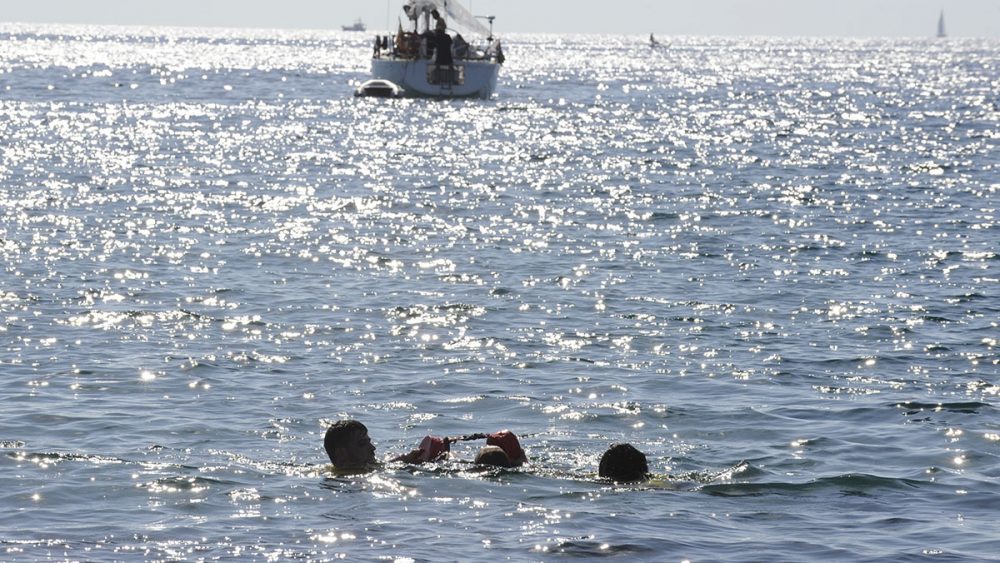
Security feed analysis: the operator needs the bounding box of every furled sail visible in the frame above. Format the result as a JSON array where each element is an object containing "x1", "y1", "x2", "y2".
[{"x1": 403, "y1": 0, "x2": 490, "y2": 37}]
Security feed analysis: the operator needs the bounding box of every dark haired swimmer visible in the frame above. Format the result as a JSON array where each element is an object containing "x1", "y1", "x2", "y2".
[
  {"x1": 324, "y1": 419, "x2": 439, "y2": 471},
  {"x1": 484, "y1": 430, "x2": 528, "y2": 466},
  {"x1": 598, "y1": 443, "x2": 649, "y2": 483},
  {"x1": 474, "y1": 446, "x2": 514, "y2": 468},
  {"x1": 324, "y1": 420, "x2": 379, "y2": 471}
]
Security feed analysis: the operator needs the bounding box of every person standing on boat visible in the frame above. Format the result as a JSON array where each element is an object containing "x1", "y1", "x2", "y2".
[
  {"x1": 419, "y1": 8, "x2": 446, "y2": 60},
  {"x1": 433, "y1": 17, "x2": 454, "y2": 67}
]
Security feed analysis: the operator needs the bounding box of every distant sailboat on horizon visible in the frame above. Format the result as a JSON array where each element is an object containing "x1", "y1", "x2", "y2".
[
  {"x1": 342, "y1": 18, "x2": 367, "y2": 32},
  {"x1": 937, "y1": 10, "x2": 947, "y2": 38}
]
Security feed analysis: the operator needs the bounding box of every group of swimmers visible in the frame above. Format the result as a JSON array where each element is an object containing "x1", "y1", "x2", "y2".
[{"x1": 324, "y1": 419, "x2": 651, "y2": 483}]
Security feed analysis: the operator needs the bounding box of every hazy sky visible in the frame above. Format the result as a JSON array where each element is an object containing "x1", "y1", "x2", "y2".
[{"x1": 2, "y1": 1, "x2": 998, "y2": 37}]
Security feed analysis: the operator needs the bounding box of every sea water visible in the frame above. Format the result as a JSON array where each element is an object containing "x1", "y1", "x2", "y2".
[{"x1": 0, "y1": 24, "x2": 998, "y2": 562}]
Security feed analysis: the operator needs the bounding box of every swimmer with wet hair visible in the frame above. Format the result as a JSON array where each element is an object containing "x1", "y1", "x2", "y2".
[
  {"x1": 474, "y1": 445, "x2": 513, "y2": 467},
  {"x1": 324, "y1": 419, "x2": 378, "y2": 471},
  {"x1": 598, "y1": 443, "x2": 649, "y2": 482},
  {"x1": 324, "y1": 419, "x2": 443, "y2": 471},
  {"x1": 483, "y1": 430, "x2": 528, "y2": 466}
]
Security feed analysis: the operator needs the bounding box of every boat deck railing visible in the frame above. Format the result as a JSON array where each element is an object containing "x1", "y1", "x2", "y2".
[{"x1": 371, "y1": 33, "x2": 502, "y2": 64}]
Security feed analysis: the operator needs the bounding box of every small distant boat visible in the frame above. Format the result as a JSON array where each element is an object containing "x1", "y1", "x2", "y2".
[
  {"x1": 937, "y1": 10, "x2": 946, "y2": 38},
  {"x1": 343, "y1": 18, "x2": 367, "y2": 32},
  {"x1": 649, "y1": 33, "x2": 661, "y2": 48}
]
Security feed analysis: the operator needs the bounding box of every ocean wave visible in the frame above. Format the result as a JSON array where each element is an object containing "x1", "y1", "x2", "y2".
[{"x1": 701, "y1": 473, "x2": 930, "y2": 497}]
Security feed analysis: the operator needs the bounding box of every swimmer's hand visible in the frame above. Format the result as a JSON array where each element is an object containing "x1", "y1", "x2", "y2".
[{"x1": 393, "y1": 435, "x2": 450, "y2": 464}]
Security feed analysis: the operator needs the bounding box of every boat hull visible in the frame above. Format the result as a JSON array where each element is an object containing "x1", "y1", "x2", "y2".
[{"x1": 371, "y1": 58, "x2": 499, "y2": 99}]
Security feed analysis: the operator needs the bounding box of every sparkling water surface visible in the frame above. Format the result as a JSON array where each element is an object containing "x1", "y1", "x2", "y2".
[{"x1": 1, "y1": 23, "x2": 999, "y2": 561}]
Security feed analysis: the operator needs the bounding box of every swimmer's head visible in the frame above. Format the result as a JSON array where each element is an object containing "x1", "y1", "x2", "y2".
[
  {"x1": 598, "y1": 443, "x2": 649, "y2": 482},
  {"x1": 486, "y1": 430, "x2": 527, "y2": 466},
  {"x1": 475, "y1": 446, "x2": 513, "y2": 468},
  {"x1": 324, "y1": 419, "x2": 377, "y2": 470}
]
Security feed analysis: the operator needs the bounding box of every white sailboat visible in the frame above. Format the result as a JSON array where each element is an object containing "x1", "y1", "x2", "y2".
[
  {"x1": 357, "y1": 0, "x2": 504, "y2": 99},
  {"x1": 937, "y1": 10, "x2": 947, "y2": 38}
]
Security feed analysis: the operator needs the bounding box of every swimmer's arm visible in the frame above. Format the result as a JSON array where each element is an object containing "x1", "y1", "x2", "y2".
[
  {"x1": 391, "y1": 449, "x2": 426, "y2": 464},
  {"x1": 445, "y1": 433, "x2": 487, "y2": 444},
  {"x1": 392, "y1": 435, "x2": 453, "y2": 464},
  {"x1": 391, "y1": 434, "x2": 489, "y2": 465}
]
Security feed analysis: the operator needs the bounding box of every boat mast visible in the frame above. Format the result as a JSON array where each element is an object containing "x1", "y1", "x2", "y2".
[{"x1": 937, "y1": 10, "x2": 946, "y2": 38}]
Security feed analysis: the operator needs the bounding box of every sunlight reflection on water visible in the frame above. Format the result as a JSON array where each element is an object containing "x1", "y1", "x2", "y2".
[{"x1": 1, "y1": 22, "x2": 999, "y2": 561}]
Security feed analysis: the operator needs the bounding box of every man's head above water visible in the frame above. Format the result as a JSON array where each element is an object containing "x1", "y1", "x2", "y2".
[
  {"x1": 324, "y1": 419, "x2": 378, "y2": 470},
  {"x1": 474, "y1": 445, "x2": 513, "y2": 467},
  {"x1": 598, "y1": 443, "x2": 649, "y2": 482}
]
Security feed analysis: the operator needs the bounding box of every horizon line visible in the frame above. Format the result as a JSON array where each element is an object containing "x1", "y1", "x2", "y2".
[{"x1": 0, "y1": 19, "x2": 991, "y2": 40}]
